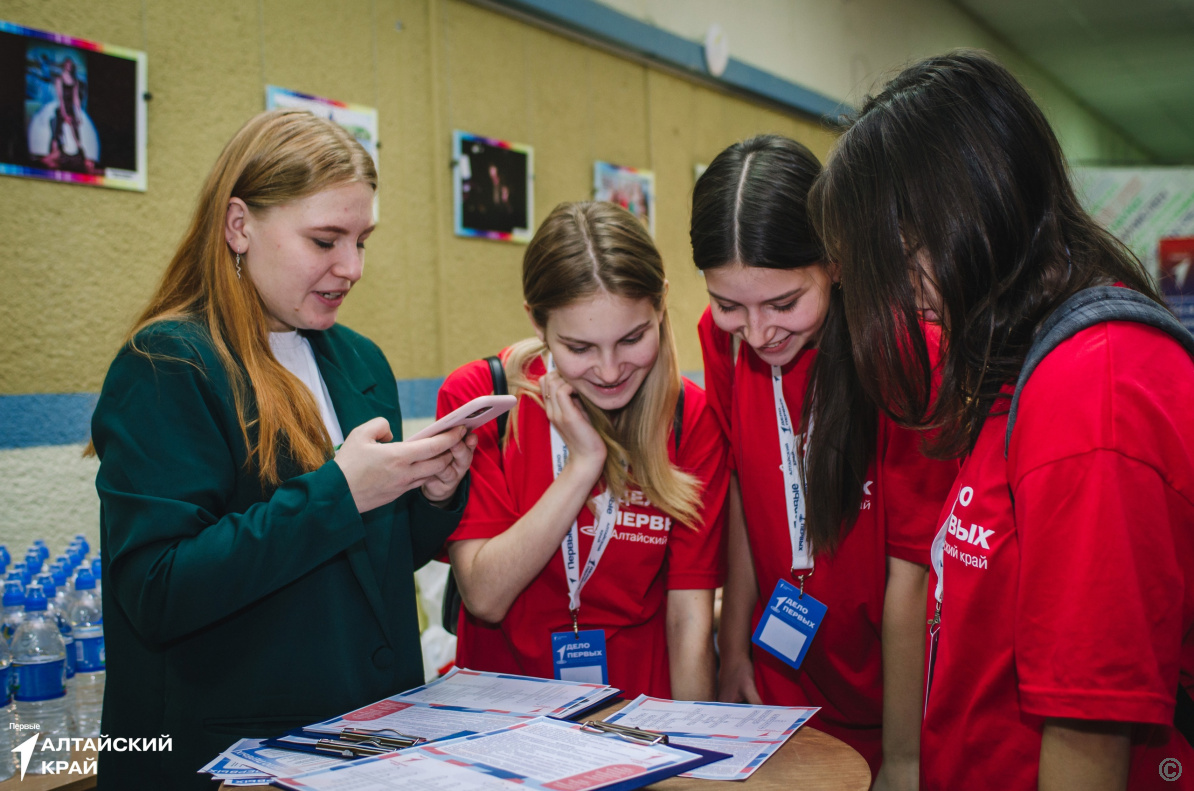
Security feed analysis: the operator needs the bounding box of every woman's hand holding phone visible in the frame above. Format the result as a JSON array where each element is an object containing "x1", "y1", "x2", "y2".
[{"x1": 335, "y1": 417, "x2": 473, "y2": 513}]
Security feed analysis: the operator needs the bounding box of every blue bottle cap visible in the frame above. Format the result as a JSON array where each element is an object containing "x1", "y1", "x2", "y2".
[
  {"x1": 74, "y1": 536, "x2": 90, "y2": 555},
  {"x1": 6, "y1": 570, "x2": 23, "y2": 583},
  {"x1": 0, "y1": 546, "x2": 9, "y2": 567},
  {"x1": 24, "y1": 554, "x2": 42, "y2": 575},
  {"x1": 2, "y1": 579, "x2": 24, "y2": 607},
  {"x1": 35, "y1": 574, "x2": 56, "y2": 600},
  {"x1": 23, "y1": 585, "x2": 47, "y2": 612},
  {"x1": 32, "y1": 542, "x2": 49, "y2": 562},
  {"x1": 74, "y1": 569, "x2": 96, "y2": 591},
  {"x1": 91, "y1": 558, "x2": 101, "y2": 577},
  {"x1": 50, "y1": 566, "x2": 67, "y2": 588}
]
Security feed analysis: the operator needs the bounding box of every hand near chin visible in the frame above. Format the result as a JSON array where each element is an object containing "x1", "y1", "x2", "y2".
[{"x1": 540, "y1": 370, "x2": 607, "y2": 472}]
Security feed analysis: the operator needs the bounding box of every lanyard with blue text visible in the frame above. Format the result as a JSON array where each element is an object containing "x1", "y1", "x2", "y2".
[
  {"x1": 547, "y1": 356, "x2": 621, "y2": 637},
  {"x1": 749, "y1": 364, "x2": 826, "y2": 671},
  {"x1": 772, "y1": 364, "x2": 814, "y2": 589}
]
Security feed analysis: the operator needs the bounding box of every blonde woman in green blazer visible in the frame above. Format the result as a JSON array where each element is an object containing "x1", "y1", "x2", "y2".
[{"x1": 89, "y1": 110, "x2": 476, "y2": 790}]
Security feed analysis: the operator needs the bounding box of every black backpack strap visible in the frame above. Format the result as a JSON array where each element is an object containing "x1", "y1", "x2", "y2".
[
  {"x1": 442, "y1": 354, "x2": 509, "y2": 638},
  {"x1": 1006, "y1": 286, "x2": 1194, "y2": 457},
  {"x1": 673, "y1": 384, "x2": 685, "y2": 455},
  {"x1": 486, "y1": 355, "x2": 509, "y2": 442}
]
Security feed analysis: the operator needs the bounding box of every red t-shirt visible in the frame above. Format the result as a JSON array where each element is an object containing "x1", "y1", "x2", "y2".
[
  {"x1": 698, "y1": 307, "x2": 958, "y2": 775},
  {"x1": 922, "y1": 322, "x2": 1194, "y2": 790},
  {"x1": 440, "y1": 353, "x2": 729, "y2": 699}
]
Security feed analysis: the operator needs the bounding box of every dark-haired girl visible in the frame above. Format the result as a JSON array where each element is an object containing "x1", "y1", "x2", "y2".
[
  {"x1": 811, "y1": 50, "x2": 1194, "y2": 790},
  {"x1": 440, "y1": 202, "x2": 729, "y2": 700},
  {"x1": 691, "y1": 135, "x2": 958, "y2": 786}
]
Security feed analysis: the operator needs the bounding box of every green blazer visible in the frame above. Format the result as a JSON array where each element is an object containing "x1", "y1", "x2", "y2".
[{"x1": 91, "y1": 321, "x2": 463, "y2": 790}]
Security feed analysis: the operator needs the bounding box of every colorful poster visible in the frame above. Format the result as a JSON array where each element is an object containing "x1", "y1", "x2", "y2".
[
  {"x1": 265, "y1": 85, "x2": 379, "y2": 173},
  {"x1": 453, "y1": 131, "x2": 534, "y2": 243},
  {"x1": 594, "y1": 160, "x2": 656, "y2": 235},
  {"x1": 0, "y1": 20, "x2": 147, "y2": 190}
]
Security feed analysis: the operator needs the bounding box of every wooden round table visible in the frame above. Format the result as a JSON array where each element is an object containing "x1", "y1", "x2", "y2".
[{"x1": 587, "y1": 702, "x2": 871, "y2": 791}]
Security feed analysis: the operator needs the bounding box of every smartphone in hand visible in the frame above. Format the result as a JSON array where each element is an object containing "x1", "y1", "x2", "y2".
[{"x1": 406, "y1": 395, "x2": 517, "y2": 442}]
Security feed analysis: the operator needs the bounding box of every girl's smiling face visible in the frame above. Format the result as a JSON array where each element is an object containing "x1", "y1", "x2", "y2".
[
  {"x1": 704, "y1": 262, "x2": 835, "y2": 366},
  {"x1": 534, "y1": 291, "x2": 662, "y2": 411}
]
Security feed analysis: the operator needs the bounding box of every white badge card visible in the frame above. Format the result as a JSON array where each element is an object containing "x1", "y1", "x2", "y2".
[
  {"x1": 752, "y1": 578, "x2": 827, "y2": 671},
  {"x1": 551, "y1": 629, "x2": 609, "y2": 685}
]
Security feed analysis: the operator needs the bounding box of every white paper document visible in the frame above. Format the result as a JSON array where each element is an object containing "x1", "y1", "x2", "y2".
[
  {"x1": 275, "y1": 717, "x2": 708, "y2": 791},
  {"x1": 604, "y1": 695, "x2": 819, "y2": 780},
  {"x1": 396, "y1": 667, "x2": 618, "y2": 716}
]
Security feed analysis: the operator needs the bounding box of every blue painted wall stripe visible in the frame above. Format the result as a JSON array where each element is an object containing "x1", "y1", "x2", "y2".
[
  {"x1": 492, "y1": 0, "x2": 846, "y2": 121},
  {"x1": 0, "y1": 394, "x2": 101, "y2": 449},
  {"x1": 1, "y1": 371, "x2": 706, "y2": 449}
]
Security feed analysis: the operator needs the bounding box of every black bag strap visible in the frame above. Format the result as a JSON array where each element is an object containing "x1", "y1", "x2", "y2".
[
  {"x1": 1006, "y1": 286, "x2": 1194, "y2": 457},
  {"x1": 442, "y1": 355, "x2": 508, "y2": 638},
  {"x1": 486, "y1": 355, "x2": 509, "y2": 442},
  {"x1": 1002, "y1": 286, "x2": 1194, "y2": 746}
]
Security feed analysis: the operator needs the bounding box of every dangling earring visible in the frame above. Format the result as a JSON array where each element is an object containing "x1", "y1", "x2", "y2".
[{"x1": 235, "y1": 251, "x2": 242, "y2": 280}]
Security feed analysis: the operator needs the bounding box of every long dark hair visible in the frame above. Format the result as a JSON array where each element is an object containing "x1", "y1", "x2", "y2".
[
  {"x1": 810, "y1": 50, "x2": 1160, "y2": 457},
  {"x1": 691, "y1": 134, "x2": 875, "y2": 555}
]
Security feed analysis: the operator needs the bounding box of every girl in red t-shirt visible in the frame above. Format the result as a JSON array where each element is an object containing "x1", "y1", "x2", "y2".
[
  {"x1": 810, "y1": 51, "x2": 1194, "y2": 791},
  {"x1": 440, "y1": 201, "x2": 729, "y2": 700},
  {"x1": 690, "y1": 135, "x2": 958, "y2": 785}
]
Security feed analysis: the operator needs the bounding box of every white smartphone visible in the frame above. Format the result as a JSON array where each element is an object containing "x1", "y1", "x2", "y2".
[{"x1": 406, "y1": 394, "x2": 517, "y2": 442}]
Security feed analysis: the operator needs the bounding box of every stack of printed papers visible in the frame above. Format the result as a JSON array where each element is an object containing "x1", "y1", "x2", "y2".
[
  {"x1": 305, "y1": 667, "x2": 620, "y2": 738},
  {"x1": 603, "y1": 695, "x2": 820, "y2": 780},
  {"x1": 199, "y1": 668, "x2": 622, "y2": 785},
  {"x1": 198, "y1": 738, "x2": 344, "y2": 786},
  {"x1": 272, "y1": 716, "x2": 725, "y2": 791}
]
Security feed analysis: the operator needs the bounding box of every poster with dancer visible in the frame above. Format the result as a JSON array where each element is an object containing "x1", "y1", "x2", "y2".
[
  {"x1": 453, "y1": 130, "x2": 534, "y2": 243},
  {"x1": 0, "y1": 20, "x2": 147, "y2": 190},
  {"x1": 594, "y1": 161, "x2": 655, "y2": 236}
]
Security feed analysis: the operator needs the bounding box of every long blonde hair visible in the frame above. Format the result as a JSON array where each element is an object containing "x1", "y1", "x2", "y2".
[
  {"x1": 89, "y1": 110, "x2": 377, "y2": 485},
  {"x1": 507, "y1": 202, "x2": 701, "y2": 527}
]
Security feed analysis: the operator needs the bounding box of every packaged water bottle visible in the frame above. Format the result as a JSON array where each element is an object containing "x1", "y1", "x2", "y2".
[
  {"x1": 68, "y1": 570, "x2": 103, "y2": 738},
  {"x1": 35, "y1": 576, "x2": 76, "y2": 736},
  {"x1": 0, "y1": 634, "x2": 14, "y2": 781},
  {"x1": 2, "y1": 580, "x2": 24, "y2": 643},
  {"x1": 11, "y1": 586, "x2": 70, "y2": 773}
]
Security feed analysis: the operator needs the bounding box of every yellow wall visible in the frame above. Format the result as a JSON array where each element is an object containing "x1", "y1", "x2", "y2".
[{"x1": 0, "y1": 0, "x2": 835, "y2": 395}]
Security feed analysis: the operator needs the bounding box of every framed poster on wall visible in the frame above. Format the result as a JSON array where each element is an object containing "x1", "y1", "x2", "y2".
[
  {"x1": 0, "y1": 20, "x2": 147, "y2": 190},
  {"x1": 594, "y1": 160, "x2": 655, "y2": 236},
  {"x1": 453, "y1": 130, "x2": 534, "y2": 243},
  {"x1": 265, "y1": 85, "x2": 379, "y2": 172}
]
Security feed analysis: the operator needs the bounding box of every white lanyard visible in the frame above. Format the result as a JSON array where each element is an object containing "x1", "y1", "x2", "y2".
[
  {"x1": 547, "y1": 356, "x2": 620, "y2": 634},
  {"x1": 772, "y1": 365, "x2": 814, "y2": 587},
  {"x1": 928, "y1": 489, "x2": 964, "y2": 631}
]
